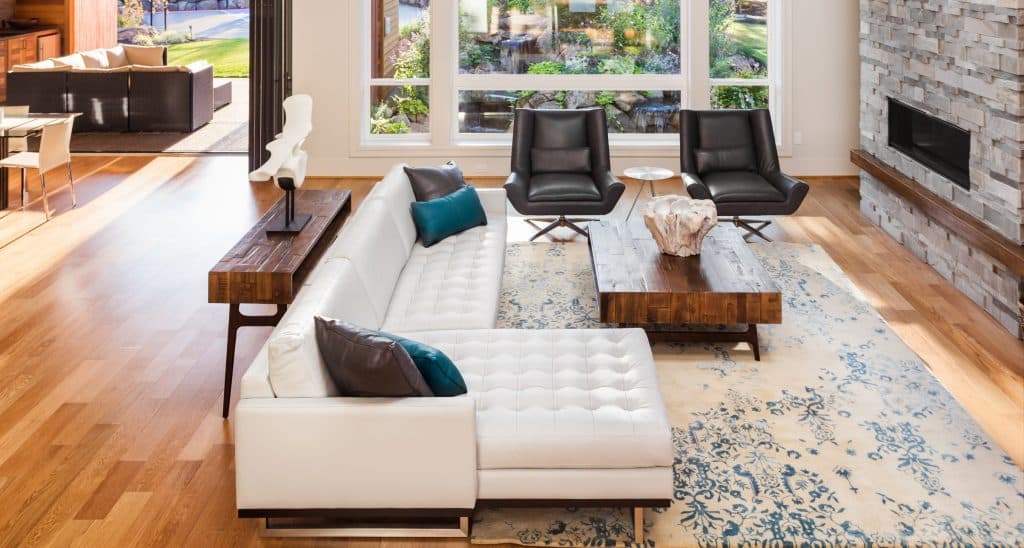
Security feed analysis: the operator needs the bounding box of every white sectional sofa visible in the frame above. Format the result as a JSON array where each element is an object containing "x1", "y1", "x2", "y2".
[{"x1": 235, "y1": 165, "x2": 673, "y2": 538}]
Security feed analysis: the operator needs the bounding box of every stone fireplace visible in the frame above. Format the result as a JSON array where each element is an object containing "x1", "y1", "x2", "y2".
[{"x1": 858, "y1": 0, "x2": 1024, "y2": 337}]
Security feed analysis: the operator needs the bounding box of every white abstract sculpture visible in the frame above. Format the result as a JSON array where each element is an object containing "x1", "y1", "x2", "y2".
[
  {"x1": 250, "y1": 94, "x2": 314, "y2": 234},
  {"x1": 643, "y1": 195, "x2": 718, "y2": 257}
]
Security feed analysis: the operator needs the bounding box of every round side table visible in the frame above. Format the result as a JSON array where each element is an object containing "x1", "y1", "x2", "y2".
[{"x1": 623, "y1": 166, "x2": 675, "y2": 220}]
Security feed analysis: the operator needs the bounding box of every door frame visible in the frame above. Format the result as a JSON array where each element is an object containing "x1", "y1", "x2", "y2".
[{"x1": 249, "y1": 0, "x2": 292, "y2": 172}]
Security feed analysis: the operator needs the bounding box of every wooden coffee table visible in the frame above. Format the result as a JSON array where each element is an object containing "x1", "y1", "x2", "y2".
[
  {"x1": 209, "y1": 189, "x2": 352, "y2": 418},
  {"x1": 588, "y1": 221, "x2": 781, "y2": 360}
]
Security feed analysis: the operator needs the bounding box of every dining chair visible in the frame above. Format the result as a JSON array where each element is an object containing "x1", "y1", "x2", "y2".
[
  {"x1": 0, "y1": 117, "x2": 75, "y2": 220},
  {"x1": 3, "y1": 105, "x2": 30, "y2": 153}
]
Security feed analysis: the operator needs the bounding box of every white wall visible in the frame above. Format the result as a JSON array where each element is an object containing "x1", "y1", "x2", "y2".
[
  {"x1": 784, "y1": 0, "x2": 861, "y2": 176},
  {"x1": 293, "y1": 0, "x2": 860, "y2": 178}
]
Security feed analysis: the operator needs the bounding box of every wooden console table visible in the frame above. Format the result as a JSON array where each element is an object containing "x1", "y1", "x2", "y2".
[
  {"x1": 589, "y1": 221, "x2": 782, "y2": 360},
  {"x1": 209, "y1": 189, "x2": 352, "y2": 418}
]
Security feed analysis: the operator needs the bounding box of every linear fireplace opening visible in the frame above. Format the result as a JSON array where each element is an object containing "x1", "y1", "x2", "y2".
[{"x1": 888, "y1": 98, "x2": 971, "y2": 190}]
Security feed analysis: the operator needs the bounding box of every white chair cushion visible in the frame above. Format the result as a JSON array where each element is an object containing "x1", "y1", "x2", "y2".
[
  {"x1": 381, "y1": 218, "x2": 506, "y2": 332},
  {"x1": 267, "y1": 258, "x2": 380, "y2": 398},
  {"x1": 399, "y1": 329, "x2": 673, "y2": 470},
  {"x1": 364, "y1": 163, "x2": 418, "y2": 250},
  {"x1": 325, "y1": 200, "x2": 411, "y2": 322}
]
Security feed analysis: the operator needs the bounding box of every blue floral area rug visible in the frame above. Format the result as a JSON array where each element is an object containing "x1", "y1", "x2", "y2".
[{"x1": 475, "y1": 240, "x2": 1024, "y2": 547}]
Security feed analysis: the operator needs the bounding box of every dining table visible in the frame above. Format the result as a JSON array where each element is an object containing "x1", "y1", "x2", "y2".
[{"x1": 0, "y1": 113, "x2": 80, "y2": 210}]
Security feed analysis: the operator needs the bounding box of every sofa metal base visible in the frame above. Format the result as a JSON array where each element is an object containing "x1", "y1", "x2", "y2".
[
  {"x1": 476, "y1": 498, "x2": 670, "y2": 545},
  {"x1": 526, "y1": 215, "x2": 597, "y2": 241},
  {"x1": 732, "y1": 217, "x2": 773, "y2": 242},
  {"x1": 243, "y1": 509, "x2": 471, "y2": 538},
  {"x1": 242, "y1": 499, "x2": 668, "y2": 541}
]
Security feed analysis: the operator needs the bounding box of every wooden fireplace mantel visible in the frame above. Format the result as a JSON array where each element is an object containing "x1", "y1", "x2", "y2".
[{"x1": 850, "y1": 149, "x2": 1024, "y2": 278}]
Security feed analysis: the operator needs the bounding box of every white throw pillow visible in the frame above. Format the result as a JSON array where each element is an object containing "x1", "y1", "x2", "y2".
[
  {"x1": 52, "y1": 53, "x2": 86, "y2": 69},
  {"x1": 105, "y1": 45, "x2": 129, "y2": 68},
  {"x1": 122, "y1": 45, "x2": 166, "y2": 66},
  {"x1": 78, "y1": 49, "x2": 110, "y2": 69}
]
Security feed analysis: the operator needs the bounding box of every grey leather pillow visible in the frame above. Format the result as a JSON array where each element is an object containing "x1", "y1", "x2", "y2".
[
  {"x1": 694, "y1": 146, "x2": 757, "y2": 174},
  {"x1": 531, "y1": 147, "x2": 592, "y2": 174},
  {"x1": 404, "y1": 162, "x2": 467, "y2": 202},
  {"x1": 314, "y1": 316, "x2": 433, "y2": 397}
]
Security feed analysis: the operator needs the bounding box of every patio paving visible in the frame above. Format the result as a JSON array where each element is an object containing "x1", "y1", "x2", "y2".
[{"x1": 70, "y1": 78, "x2": 248, "y2": 154}]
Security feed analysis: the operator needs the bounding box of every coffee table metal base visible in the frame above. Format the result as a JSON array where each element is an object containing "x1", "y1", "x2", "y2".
[{"x1": 629, "y1": 324, "x2": 761, "y2": 361}]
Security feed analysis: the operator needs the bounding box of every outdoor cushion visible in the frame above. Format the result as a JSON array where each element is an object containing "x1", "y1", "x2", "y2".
[
  {"x1": 105, "y1": 46, "x2": 129, "y2": 68},
  {"x1": 129, "y1": 64, "x2": 184, "y2": 72},
  {"x1": 69, "y1": 66, "x2": 131, "y2": 74},
  {"x1": 122, "y1": 44, "x2": 166, "y2": 66},
  {"x1": 79, "y1": 49, "x2": 110, "y2": 69},
  {"x1": 10, "y1": 60, "x2": 68, "y2": 72},
  {"x1": 52, "y1": 53, "x2": 86, "y2": 69}
]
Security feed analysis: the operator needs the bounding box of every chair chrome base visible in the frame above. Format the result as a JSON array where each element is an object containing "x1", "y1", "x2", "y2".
[
  {"x1": 732, "y1": 217, "x2": 773, "y2": 242},
  {"x1": 526, "y1": 215, "x2": 597, "y2": 241}
]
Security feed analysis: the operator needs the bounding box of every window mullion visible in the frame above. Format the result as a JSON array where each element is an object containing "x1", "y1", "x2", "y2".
[{"x1": 690, "y1": 0, "x2": 711, "y2": 109}]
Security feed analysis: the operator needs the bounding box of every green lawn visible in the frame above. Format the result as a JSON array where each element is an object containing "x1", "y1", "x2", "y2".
[
  {"x1": 168, "y1": 39, "x2": 249, "y2": 78},
  {"x1": 726, "y1": 21, "x2": 768, "y2": 61}
]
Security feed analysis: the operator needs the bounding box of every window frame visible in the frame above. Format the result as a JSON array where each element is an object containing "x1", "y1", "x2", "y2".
[
  {"x1": 356, "y1": 0, "x2": 789, "y2": 156},
  {"x1": 361, "y1": 0, "x2": 433, "y2": 144}
]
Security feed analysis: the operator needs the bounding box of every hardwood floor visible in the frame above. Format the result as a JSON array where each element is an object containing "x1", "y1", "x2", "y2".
[{"x1": 0, "y1": 155, "x2": 1019, "y2": 547}]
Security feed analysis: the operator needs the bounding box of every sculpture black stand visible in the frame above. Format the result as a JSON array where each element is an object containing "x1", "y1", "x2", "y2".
[{"x1": 265, "y1": 178, "x2": 311, "y2": 235}]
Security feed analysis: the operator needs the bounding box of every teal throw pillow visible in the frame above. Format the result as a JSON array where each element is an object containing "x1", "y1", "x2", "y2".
[
  {"x1": 410, "y1": 185, "x2": 487, "y2": 247},
  {"x1": 379, "y1": 333, "x2": 468, "y2": 396}
]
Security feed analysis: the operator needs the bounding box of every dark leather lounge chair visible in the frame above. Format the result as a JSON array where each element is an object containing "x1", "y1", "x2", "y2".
[
  {"x1": 504, "y1": 108, "x2": 625, "y2": 241},
  {"x1": 679, "y1": 109, "x2": 809, "y2": 241}
]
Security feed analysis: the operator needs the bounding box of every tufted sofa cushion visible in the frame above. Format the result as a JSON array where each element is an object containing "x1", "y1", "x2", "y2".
[
  {"x1": 382, "y1": 218, "x2": 506, "y2": 332},
  {"x1": 401, "y1": 329, "x2": 673, "y2": 470}
]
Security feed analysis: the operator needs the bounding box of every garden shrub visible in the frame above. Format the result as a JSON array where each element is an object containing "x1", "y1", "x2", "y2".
[
  {"x1": 392, "y1": 15, "x2": 430, "y2": 78},
  {"x1": 598, "y1": 56, "x2": 636, "y2": 75},
  {"x1": 154, "y1": 30, "x2": 189, "y2": 45},
  {"x1": 527, "y1": 61, "x2": 565, "y2": 75},
  {"x1": 711, "y1": 83, "x2": 768, "y2": 110}
]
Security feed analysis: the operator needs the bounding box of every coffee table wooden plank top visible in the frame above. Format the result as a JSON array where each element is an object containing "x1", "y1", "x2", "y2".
[
  {"x1": 589, "y1": 221, "x2": 782, "y2": 326},
  {"x1": 208, "y1": 189, "x2": 352, "y2": 305}
]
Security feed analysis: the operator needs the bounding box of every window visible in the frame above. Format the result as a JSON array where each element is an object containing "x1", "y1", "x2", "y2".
[
  {"x1": 360, "y1": 0, "x2": 782, "y2": 148},
  {"x1": 709, "y1": 0, "x2": 771, "y2": 109},
  {"x1": 456, "y1": 0, "x2": 685, "y2": 137},
  {"x1": 366, "y1": 0, "x2": 431, "y2": 137}
]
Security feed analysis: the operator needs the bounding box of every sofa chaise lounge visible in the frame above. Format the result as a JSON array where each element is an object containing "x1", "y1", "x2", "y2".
[{"x1": 234, "y1": 165, "x2": 674, "y2": 539}]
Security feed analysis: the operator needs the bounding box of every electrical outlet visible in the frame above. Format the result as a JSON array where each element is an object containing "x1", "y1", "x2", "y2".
[
  {"x1": 793, "y1": 131, "x2": 803, "y2": 145},
  {"x1": 385, "y1": 16, "x2": 392, "y2": 35}
]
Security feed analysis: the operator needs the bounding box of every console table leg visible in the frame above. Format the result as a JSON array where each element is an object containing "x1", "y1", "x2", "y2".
[{"x1": 222, "y1": 303, "x2": 288, "y2": 419}]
